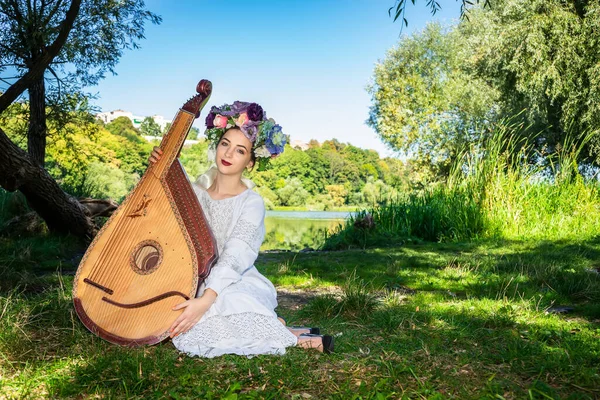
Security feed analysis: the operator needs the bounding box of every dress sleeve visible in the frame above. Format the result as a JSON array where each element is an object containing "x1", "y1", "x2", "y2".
[{"x1": 203, "y1": 193, "x2": 266, "y2": 295}]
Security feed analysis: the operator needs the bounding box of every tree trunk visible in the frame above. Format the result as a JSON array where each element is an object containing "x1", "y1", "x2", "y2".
[
  {"x1": 27, "y1": 76, "x2": 47, "y2": 167},
  {"x1": 0, "y1": 0, "x2": 91, "y2": 239},
  {"x1": 0, "y1": 127, "x2": 96, "y2": 241}
]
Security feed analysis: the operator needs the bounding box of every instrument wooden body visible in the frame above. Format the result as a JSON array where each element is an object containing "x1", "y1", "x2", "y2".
[{"x1": 73, "y1": 80, "x2": 217, "y2": 346}]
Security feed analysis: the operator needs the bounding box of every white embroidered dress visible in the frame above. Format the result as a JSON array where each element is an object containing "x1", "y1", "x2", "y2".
[{"x1": 172, "y1": 167, "x2": 298, "y2": 358}]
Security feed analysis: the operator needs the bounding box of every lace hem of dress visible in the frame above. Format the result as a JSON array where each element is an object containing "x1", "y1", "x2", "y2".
[{"x1": 172, "y1": 312, "x2": 297, "y2": 358}]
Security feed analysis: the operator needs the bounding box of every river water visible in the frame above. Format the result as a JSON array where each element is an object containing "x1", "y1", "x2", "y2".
[{"x1": 262, "y1": 210, "x2": 356, "y2": 251}]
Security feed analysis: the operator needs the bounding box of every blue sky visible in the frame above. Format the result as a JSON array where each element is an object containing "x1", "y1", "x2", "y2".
[{"x1": 92, "y1": 0, "x2": 460, "y2": 157}]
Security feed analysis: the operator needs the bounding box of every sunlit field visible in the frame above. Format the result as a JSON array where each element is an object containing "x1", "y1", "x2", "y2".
[{"x1": 1, "y1": 232, "x2": 599, "y2": 398}]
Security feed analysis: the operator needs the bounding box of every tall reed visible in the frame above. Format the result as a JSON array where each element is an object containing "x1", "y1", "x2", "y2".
[{"x1": 323, "y1": 120, "x2": 600, "y2": 249}]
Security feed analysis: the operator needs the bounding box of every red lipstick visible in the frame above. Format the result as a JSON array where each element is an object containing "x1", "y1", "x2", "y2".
[{"x1": 221, "y1": 159, "x2": 232, "y2": 166}]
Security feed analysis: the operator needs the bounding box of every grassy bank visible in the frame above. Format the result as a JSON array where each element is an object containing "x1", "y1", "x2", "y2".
[
  {"x1": 1, "y1": 233, "x2": 599, "y2": 398},
  {"x1": 324, "y1": 126, "x2": 600, "y2": 250},
  {"x1": 271, "y1": 206, "x2": 359, "y2": 213}
]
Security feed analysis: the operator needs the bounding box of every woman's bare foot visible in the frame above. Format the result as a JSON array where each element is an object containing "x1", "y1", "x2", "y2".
[
  {"x1": 296, "y1": 334, "x2": 334, "y2": 353},
  {"x1": 296, "y1": 335, "x2": 325, "y2": 352}
]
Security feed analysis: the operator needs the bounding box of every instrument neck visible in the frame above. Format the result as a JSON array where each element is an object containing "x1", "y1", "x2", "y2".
[{"x1": 149, "y1": 109, "x2": 195, "y2": 178}]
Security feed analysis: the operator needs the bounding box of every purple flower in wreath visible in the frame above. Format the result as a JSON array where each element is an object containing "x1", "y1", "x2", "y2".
[
  {"x1": 247, "y1": 103, "x2": 264, "y2": 122},
  {"x1": 230, "y1": 101, "x2": 250, "y2": 114},
  {"x1": 205, "y1": 112, "x2": 215, "y2": 129},
  {"x1": 241, "y1": 124, "x2": 258, "y2": 142},
  {"x1": 217, "y1": 105, "x2": 236, "y2": 117}
]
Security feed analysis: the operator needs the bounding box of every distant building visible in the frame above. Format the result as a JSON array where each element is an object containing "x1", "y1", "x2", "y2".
[
  {"x1": 151, "y1": 115, "x2": 171, "y2": 131},
  {"x1": 96, "y1": 110, "x2": 171, "y2": 130},
  {"x1": 291, "y1": 139, "x2": 309, "y2": 151}
]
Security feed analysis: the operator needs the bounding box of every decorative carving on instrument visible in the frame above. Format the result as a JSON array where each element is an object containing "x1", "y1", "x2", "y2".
[
  {"x1": 82, "y1": 275, "x2": 190, "y2": 309},
  {"x1": 130, "y1": 240, "x2": 163, "y2": 275},
  {"x1": 182, "y1": 80, "x2": 212, "y2": 117},
  {"x1": 127, "y1": 194, "x2": 151, "y2": 218},
  {"x1": 83, "y1": 278, "x2": 113, "y2": 295},
  {"x1": 101, "y1": 291, "x2": 190, "y2": 309}
]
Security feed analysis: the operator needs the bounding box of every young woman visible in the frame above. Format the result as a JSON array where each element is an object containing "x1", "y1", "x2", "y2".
[{"x1": 149, "y1": 101, "x2": 333, "y2": 357}]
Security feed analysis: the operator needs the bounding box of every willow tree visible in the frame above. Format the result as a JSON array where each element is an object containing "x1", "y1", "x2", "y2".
[
  {"x1": 1, "y1": 0, "x2": 160, "y2": 166},
  {"x1": 372, "y1": 0, "x2": 600, "y2": 178},
  {"x1": 0, "y1": 0, "x2": 160, "y2": 239},
  {"x1": 460, "y1": 0, "x2": 600, "y2": 161},
  {"x1": 367, "y1": 23, "x2": 498, "y2": 178},
  {"x1": 388, "y1": 0, "x2": 492, "y2": 27}
]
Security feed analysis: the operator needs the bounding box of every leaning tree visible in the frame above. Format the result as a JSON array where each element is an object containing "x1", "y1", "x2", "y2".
[{"x1": 0, "y1": 0, "x2": 160, "y2": 239}]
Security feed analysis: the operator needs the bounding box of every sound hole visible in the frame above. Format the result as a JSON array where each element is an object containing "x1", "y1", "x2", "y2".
[{"x1": 130, "y1": 240, "x2": 163, "y2": 275}]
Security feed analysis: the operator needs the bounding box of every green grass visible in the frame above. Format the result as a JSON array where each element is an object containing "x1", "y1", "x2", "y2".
[
  {"x1": 0, "y1": 190, "x2": 29, "y2": 224},
  {"x1": 1, "y1": 233, "x2": 600, "y2": 398}
]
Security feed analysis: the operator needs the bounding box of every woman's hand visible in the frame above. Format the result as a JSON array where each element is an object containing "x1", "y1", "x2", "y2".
[
  {"x1": 169, "y1": 289, "x2": 217, "y2": 338},
  {"x1": 148, "y1": 146, "x2": 163, "y2": 164}
]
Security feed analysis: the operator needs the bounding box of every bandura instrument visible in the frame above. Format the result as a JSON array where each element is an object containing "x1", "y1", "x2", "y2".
[{"x1": 73, "y1": 79, "x2": 217, "y2": 346}]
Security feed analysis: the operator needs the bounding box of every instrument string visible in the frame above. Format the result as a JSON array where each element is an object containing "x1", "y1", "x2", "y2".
[
  {"x1": 103, "y1": 185, "x2": 166, "y2": 290},
  {"x1": 100, "y1": 176, "x2": 163, "y2": 288},
  {"x1": 90, "y1": 176, "x2": 154, "y2": 284},
  {"x1": 88, "y1": 119, "x2": 175, "y2": 282},
  {"x1": 93, "y1": 185, "x2": 196, "y2": 340},
  {"x1": 112, "y1": 207, "x2": 183, "y2": 340},
  {"x1": 97, "y1": 114, "x2": 191, "y2": 289},
  {"x1": 88, "y1": 112, "x2": 188, "y2": 284},
  {"x1": 115, "y1": 185, "x2": 197, "y2": 338},
  {"x1": 88, "y1": 152, "x2": 169, "y2": 283},
  {"x1": 97, "y1": 181, "x2": 170, "y2": 337},
  {"x1": 88, "y1": 188, "x2": 138, "y2": 283}
]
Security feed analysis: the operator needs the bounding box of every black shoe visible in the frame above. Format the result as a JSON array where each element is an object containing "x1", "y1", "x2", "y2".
[{"x1": 299, "y1": 333, "x2": 334, "y2": 354}]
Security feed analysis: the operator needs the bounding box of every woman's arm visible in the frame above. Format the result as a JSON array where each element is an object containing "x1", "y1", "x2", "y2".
[
  {"x1": 203, "y1": 193, "x2": 266, "y2": 295},
  {"x1": 169, "y1": 193, "x2": 266, "y2": 337}
]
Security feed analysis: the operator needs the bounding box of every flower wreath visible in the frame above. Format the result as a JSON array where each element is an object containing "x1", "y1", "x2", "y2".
[{"x1": 204, "y1": 101, "x2": 286, "y2": 169}]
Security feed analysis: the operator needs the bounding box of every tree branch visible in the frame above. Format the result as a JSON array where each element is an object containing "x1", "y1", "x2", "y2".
[
  {"x1": 42, "y1": 0, "x2": 66, "y2": 26},
  {"x1": 0, "y1": 125, "x2": 95, "y2": 239},
  {"x1": 7, "y1": 0, "x2": 30, "y2": 50},
  {"x1": 0, "y1": 0, "x2": 81, "y2": 113},
  {"x1": 47, "y1": 65, "x2": 63, "y2": 97},
  {"x1": 0, "y1": 63, "x2": 27, "y2": 68}
]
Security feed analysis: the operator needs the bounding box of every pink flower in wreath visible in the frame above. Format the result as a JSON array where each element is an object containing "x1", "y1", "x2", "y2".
[
  {"x1": 213, "y1": 114, "x2": 228, "y2": 129},
  {"x1": 236, "y1": 112, "x2": 249, "y2": 127}
]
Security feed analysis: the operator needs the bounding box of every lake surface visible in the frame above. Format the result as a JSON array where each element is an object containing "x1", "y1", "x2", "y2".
[{"x1": 262, "y1": 210, "x2": 355, "y2": 251}]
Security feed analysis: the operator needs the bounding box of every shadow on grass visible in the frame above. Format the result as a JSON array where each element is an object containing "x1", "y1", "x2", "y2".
[
  {"x1": 292, "y1": 291, "x2": 600, "y2": 398},
  {"x1": 0, "y1": 233, "x2": 84, "y2": 295},
  {"x1": 262, "y1": 237, "x2": 600, "y2": 318}
]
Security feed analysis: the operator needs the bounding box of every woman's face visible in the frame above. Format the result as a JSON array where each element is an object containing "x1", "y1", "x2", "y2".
[{"x1": 215, "y1": 128, "x2": 254, "y2": 175}]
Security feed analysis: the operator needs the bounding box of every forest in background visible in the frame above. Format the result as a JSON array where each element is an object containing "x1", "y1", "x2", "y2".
[{"x1": 1, "y1": 109, "x2": 410, "y2": 211}]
